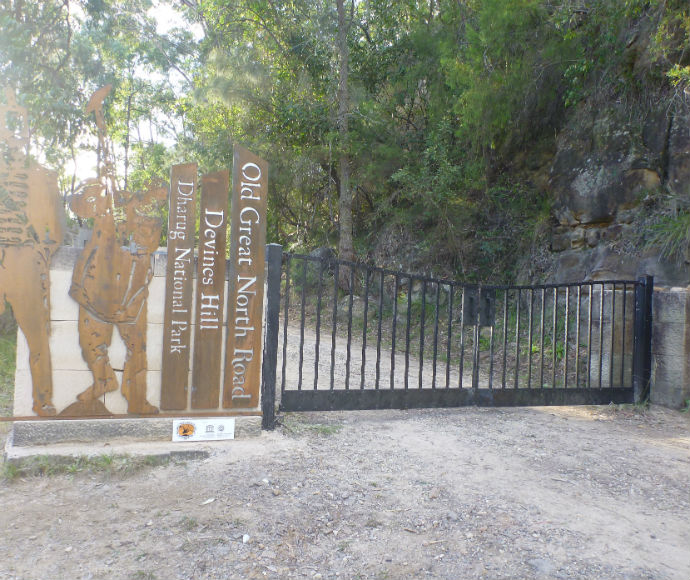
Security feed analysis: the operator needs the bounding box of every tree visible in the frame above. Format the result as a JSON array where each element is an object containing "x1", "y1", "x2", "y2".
[
  {"x1": 336, "y1": 0, "x2": 354, "y2": 288},
  {"x1": 1, "y1": 0, "x2": 194, "y2": 199}
]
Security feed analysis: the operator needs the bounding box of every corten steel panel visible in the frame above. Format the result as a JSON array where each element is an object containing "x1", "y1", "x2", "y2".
[
  {"x1": 160, "y1": 163, "x2": 197, "y2": 410},
  {"x1": 0, "y1": 90, "x2": 64, "y2": 416},
  {"x1": 191, "y1": 170, "x2": 229, "y2": 409},
  {"x1": 223, "y1": 147, "x2": 268, "y2": 409}
]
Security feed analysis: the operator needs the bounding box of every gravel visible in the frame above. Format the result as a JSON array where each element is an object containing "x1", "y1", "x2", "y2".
[{"x1": 1, "y1": 404, "x2": 689, "y2": 579}]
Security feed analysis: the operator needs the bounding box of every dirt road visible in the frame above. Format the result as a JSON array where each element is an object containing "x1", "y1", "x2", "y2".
[{"x1": 1, "y1": 404, "x2": 689, "y2": 580}]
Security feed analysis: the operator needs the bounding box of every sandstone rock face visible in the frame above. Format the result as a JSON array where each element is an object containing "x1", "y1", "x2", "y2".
[
  {"x1": 550, "y1": 108, "x2": 663, "y2": 228},
  {"x1": 545, "y1": 106, "x2": 690, "y2": 286},
  {"x1": 547, "y1": 246, "x2": 690, "y2": 286}
]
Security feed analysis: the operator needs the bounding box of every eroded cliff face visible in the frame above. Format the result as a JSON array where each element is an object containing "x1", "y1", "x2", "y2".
[{"x1": 539, "y1": 102, "x2": 690, "y2": 285}]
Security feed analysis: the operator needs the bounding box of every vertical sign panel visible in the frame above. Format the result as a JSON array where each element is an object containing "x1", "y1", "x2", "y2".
[
  {"x1": 191, "y1": 170, "x2": 229, "y2": 409},
  {"x1": 161, "y1": 163, "x2": 197, "y2": 410},
  {"x1": 223, "y1": 146, "x2": 268, "y2": 408}
]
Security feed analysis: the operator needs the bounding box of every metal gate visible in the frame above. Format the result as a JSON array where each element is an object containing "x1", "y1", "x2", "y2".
[{"x1": 260, "y1": 245, "x2": 652, "y2": 421}]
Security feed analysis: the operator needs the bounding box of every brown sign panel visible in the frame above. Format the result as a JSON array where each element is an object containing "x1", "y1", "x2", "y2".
[
  {"x1": 223, "y1": 146, "x2": 268, "y2": 409},
  {"x1": 191, "y1": 170, "x2": 229, "y2": 409},
  {"x1": 160, "y1": 163, "x2": 197, "y2": 410}
]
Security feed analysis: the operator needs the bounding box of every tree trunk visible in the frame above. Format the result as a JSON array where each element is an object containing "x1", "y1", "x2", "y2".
[
  {"x1": 124, "y1": 89, "x2": 133, "y2": 191},
  {"x1": 336, "y1": 0, "x2": 354, "y2": 292}
]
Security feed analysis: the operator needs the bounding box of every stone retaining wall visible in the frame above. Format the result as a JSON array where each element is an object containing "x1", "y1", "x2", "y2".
[{"x1": 651, "y1": 287, "x2": 690, "y2": 409}]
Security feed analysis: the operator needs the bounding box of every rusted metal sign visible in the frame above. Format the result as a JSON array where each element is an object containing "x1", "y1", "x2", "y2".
[
  {"x1": 160, "y1": 163, "x2": 197, "y2": 410},
  {"x1": 191, "y1": 170, "x2": 229, "y2": 409},
  {"x1": 0, "y1": 89, "x2": 64, "y2": 416},
  {"x1": 223, "y1": 146, "x2": 268, "y2": 409},
  {"x1": 7, "y1": 87, "x2": 274, "y2": 420},
  {"x1": 63, "y1": 86, "x2": 166, "y2": 417}
]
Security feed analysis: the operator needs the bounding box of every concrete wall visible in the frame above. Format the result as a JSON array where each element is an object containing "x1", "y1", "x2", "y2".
[{"x1": 651, "y1": 286, "x2": 690, "y2": 409}]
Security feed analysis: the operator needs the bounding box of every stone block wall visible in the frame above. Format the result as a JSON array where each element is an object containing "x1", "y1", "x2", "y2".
[{"x1": 651, "y1": 286, "x2": 690, "y2": 408}]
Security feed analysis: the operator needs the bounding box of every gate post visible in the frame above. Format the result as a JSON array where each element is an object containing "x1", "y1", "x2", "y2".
[
  {"x1": 632, "y1": 275, "x2": 653, "y2": 403},
  {"x1": 261, "y1": 243, "x2": 283, "y2": 429}
]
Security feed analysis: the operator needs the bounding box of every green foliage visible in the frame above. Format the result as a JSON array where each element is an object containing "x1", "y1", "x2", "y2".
[
  {"x1": 3, "y1": 0, "x2": 688, "y2": 282},
  {"x1": 645, "y1": 211, "x2": 690, "y2": 263},
  {"x1": 667, "y1": 65, "x2": 690, "y2": 89},
  {"x1": 446, "y1": 0, "x2": 562, "y2": 150},
  {"x1": 1, "y1": 0, "x2": 193, "y2": 204}
]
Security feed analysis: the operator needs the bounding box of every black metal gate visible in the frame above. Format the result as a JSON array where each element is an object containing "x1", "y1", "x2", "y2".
[{"x1": 260, "y1": 245, "x2": 652, "y2": 422}]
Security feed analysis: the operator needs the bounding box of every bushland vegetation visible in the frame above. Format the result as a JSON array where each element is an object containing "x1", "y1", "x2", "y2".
[{"x1": 1, "y1": 0, "x2": 688, "y2": 282}]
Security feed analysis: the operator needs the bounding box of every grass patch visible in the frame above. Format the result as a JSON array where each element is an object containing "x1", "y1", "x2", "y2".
[
  {"x1": 604, "y1": 400, "x2": 650, "y2": 416},
  {"x1": 179, "y1": 515, "x2": 199, "y2": 531},
  {"x1": 130, "y1": 572, "x2": 157, "y2": 580},
  {"x1": 0, "y1": 332, "x2": 16, "y2": 417},
  {"x1": 279, "y1": 413, "x2": 343, "y2": 437},
  {"x1": 2, "y1": 452, "x2": 170, "y2": 481}
]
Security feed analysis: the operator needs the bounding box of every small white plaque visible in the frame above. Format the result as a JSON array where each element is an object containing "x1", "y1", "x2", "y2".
[{"x1": 172, "y1": 418, "x2": 235, "y2": 442}]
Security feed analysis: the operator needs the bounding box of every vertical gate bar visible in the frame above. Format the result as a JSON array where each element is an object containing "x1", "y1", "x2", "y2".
[
  {"x1": 345, "y1": 267, "x2": 355, "y2": 390},
  {"x1": 610, "y1": 283, "x2": 616, "y2": 388},
  {"x1": 501, "y1": 289, "x2": 508, "y2": 388},
  {"x1": 472, "y1": 291, "x2": 480, "y2": 392},
  {"x1": 552, "y1": 287, "x2": 558, "y2": 388},
  {"x1": 390, "y1": 274, "x2": 399, "y2": 390},
  {"x1": 330, "y1": 262, "x2": 339, "y2": 391},
  {"x1": 587, "y1": 283, "x2": 593, "y2": 389},
  {"x1": 360, "y1": 268, "x2": 370, "y2": 390},
  {"x1": 632, "y1": 275, "x2": 653, "y2": 402},
  {"x1": 261, "y1": 244, "x2": 282, "y2": 430},
  {"x1": 446, "y1": 284, "x2": 453, "y2": 389},
  {"x1": 298, "y1": 257, "x2": 308, "y2": 390},
  {"x1": 643, "y1": 277, "x2": 654, "y2": 399},
  {"x1": 460, "y1": 286, "x2": 467, "y2": 389},
  {"x1": 376, "y1": 270, "x2": 385, "y2": 389},
  {"x1": 633, "y1": 279, "x2": 641, "y2": 398},
  {"x1": 598, "y1": 283, "x2": 604, "y2": 389},
  {"x1": 539, "y1": 288, "x2": 546, "y2": 389},
  {"x1": 575, "y1": 285, "x2": 582, "y2": 389},
  {"x1": 405, "y1": 276, "x2": 413, "y2": 390},
  {"x1": 621, "y1": 283, "x2": 627, "y2": 386},
  {"x1": 514, "y1": 289, "x2": 521, "y2": 389},
  {"x1": 432, "y1": 282, "x2": 441, "y2": 389},
  {"x1": 633, "y1": 279, "x2": 642, "y2": 398},
  {"x1": 280, "y1": 254, "x2": 291, "y2": 395},
  {"x1": 418, "y1": 280, "x2": 427, "y2": 390},
  {"x1": 564, "y1": 286, "x2": 570, "y2": 388},
  {"x1": 488, "y1": 288, "x2": 495, "y2": 390},
  {"x1": 313, "y1": 257, "x2": 325, "y2": 391},
  {"x1": 527, "y1": 289, "x2": 534, "y2": 389},
  {"x1": 488, "y1": 322, "x2": 495, "y2": 390}
]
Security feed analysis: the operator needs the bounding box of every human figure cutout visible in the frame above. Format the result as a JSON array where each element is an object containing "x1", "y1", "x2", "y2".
[
  {"x1": 0, "y1": 89, "x2": 64, "y2": 416},
  {"x1": 61, "y1": 86, "x2": 165, "y2": 416}
]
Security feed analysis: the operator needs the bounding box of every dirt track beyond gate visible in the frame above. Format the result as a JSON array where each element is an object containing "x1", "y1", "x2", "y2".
[{"x1": 1, "y1": 405, "x2": 689, "y2": 580}]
